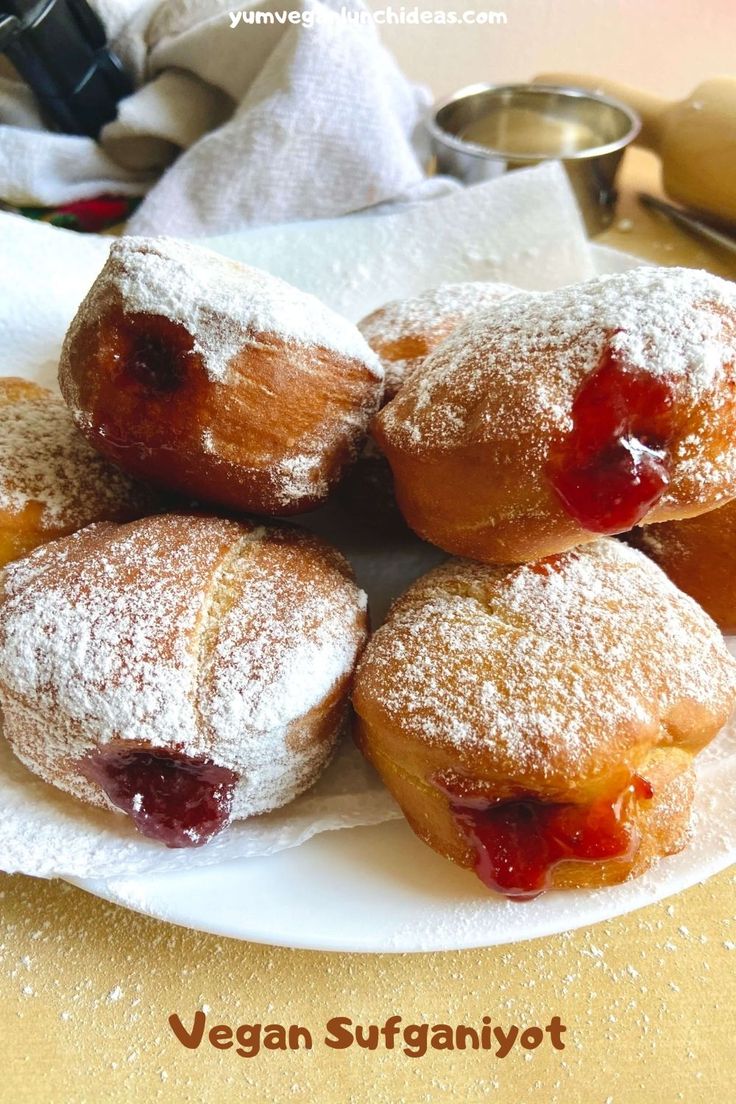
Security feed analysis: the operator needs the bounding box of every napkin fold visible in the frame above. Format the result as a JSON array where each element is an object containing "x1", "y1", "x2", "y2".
[{"x1": 0, "y1": 0, "x2": 431, "y2": 235}]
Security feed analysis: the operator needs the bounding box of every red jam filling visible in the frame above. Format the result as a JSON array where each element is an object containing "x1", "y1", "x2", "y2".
[
  {"x1": 82, "y1": 750, "x2": 238, "y2": 848},
  {"x1": 547, "y1": 341, "x2": 675, "y2": 534},
  {"x1": 440, "y1": 775, "x2": 654, "y2": 900},
  {"x1": 119, "y1": 314, "x2": 195, "y2": 393}
]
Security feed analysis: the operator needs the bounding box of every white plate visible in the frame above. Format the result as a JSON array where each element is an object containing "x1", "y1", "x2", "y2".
[
  {"x1": 3, "y1": 185, "x2": 734, "y2": 951},
  {"x1": 69, "y1": 789, "x2": 736, "y2": 953}
]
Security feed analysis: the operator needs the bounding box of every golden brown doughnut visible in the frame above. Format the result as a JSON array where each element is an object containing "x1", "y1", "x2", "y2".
[
  {"x1": 58, "y1": 237, "x2": 383, "y2": 516},
  {"x1": 342, "y1": 282, "x2": 518, "y2": 528},
  {"x1": 0, "y1": 513, "x2": 368, "y2": 847},
  {"x1": 374, "y1": 267, "x2": 736, "y2": 563},
  {"x1": 629, "y1": 499, "x2": 736, "y2": 632},
  {"x1": 352, "y1": 539, "x2": 736, "y2": 897},
  {"x1": 358, "y1": 281, "x2": 519, "y2": 404},
  {"x1": 0, "y1": 376, "x2": 155, "y2": 568}
]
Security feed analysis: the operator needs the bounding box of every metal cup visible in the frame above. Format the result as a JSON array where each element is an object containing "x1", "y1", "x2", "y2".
[{"x1": 426, "y1": 83, "x2": 641, "y2": 235}]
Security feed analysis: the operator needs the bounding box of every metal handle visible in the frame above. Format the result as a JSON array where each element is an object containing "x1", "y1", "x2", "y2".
[{"x1": 639, "y1": 193, "x2": 736, "y2": 255}]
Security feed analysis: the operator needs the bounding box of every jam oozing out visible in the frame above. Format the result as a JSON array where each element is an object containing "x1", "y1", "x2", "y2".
[
  {"x1": 441, "y1": 775, "x2": 654, "y2": 900},
  {"x1": 82, "y1": 750, "x2": 238, "y2": 848},
  {"x1": 121, "y1": 315, "x2": 194, "y2": 393},
  {"x1": 547, "y1": 342, "x2": 675, "y2": 534},
  {"x1": 527, "y1": 553, "x2": 566, "y2": 577}
]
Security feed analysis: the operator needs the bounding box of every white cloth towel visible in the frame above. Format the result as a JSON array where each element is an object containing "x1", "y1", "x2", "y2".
[{"x1": 0, "y1": 0, "x2": 431, "y2": 235}]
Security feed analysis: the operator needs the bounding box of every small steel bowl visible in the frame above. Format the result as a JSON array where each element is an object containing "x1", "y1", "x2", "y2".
[{"x1": 426, "y1": 83, "x2": 641, "y2": 234}]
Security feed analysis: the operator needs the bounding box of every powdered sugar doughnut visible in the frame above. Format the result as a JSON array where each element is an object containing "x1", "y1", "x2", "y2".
[
  {"x1": 58, "y1": 237, "x2": 384, "y2": 516},
  {"x1": 375, "y1": 267, "x2": 736, "y2": 563},
  {"x1": 0, "y1": 513, "x2": 368, "y2": 847},
  {"x1": 0, "y1": 377, "x2": 155, "y2": 567},
  {"x1": 630, "y1": 499, "x2": 736, "y2": 632},
  {"x1": 352, "y1": 539, "x2": 736, "y2": 897},
  {"x1": 358, "y1": 281, "x2": 519, "y2": 403},
  {"x1": 341, "y1": 282, "x2": 519, "y2": 528}
]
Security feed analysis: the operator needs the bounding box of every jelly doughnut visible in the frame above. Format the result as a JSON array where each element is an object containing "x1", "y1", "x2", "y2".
[
  {"x1": 358, "y1": 281, "x2": 518, "y2": 404},
  {"x1": 0, "y1": 513, "x2": 368, "y2": 847},
  {"x1": 352, "y1": 540, "x2": 736, "y2": 897},
  {"x1": 342, "y1": 282, "x2": 518, "y2": 527},
  {"x1": 0, "y1": 376, "x2": 155, "y2": 568},
  {"x1": 374, "y1": 267, "x2": 736, "y2": 563},
  {"x1": 58, "y1": 237, "x2": 383, "y2": 516},
  {"x1": 630, "y1": 500, "x2": 736, "y2": 632}
]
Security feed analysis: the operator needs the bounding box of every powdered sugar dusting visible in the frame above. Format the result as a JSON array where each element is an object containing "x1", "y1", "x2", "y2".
[
  {"x1": 381, "y1": 267, "x2": 736, "y2": 456},
  {"x1": 361, "y1": 282, "x2": 520, "y2": 343},
  {"x1": 359, "y1": 281, "x2": 518, "y2": 399},
  {"x1": 0, "y1": 514, "x2": 367, "y2": 822},
  {"x1": 0, "y1": 384, "x2": 149, "y2": 530},
  {"x1": 272, "y1": 454, "x2": 330, "y2": 506},
  {"x1": 83, "y1": 236, "x2": 382, "y2": 383},
  {"x1": 355, "y1": 539, "x2": 736, "y2": 787}
]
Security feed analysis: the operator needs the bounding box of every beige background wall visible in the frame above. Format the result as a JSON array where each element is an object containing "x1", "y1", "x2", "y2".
[{"x1": 377, "y1": 0, "x2": 735, "y2": 98}]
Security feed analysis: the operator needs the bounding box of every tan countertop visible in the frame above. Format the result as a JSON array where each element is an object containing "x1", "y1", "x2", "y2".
[{"x1": 2, "y1": 868, "x2": 735, "y2": 1103}]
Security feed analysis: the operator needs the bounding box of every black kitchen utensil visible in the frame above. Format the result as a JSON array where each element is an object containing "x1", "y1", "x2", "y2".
[{"x1": 0, "y1": 0, "x2": 132, "y2": 138}]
